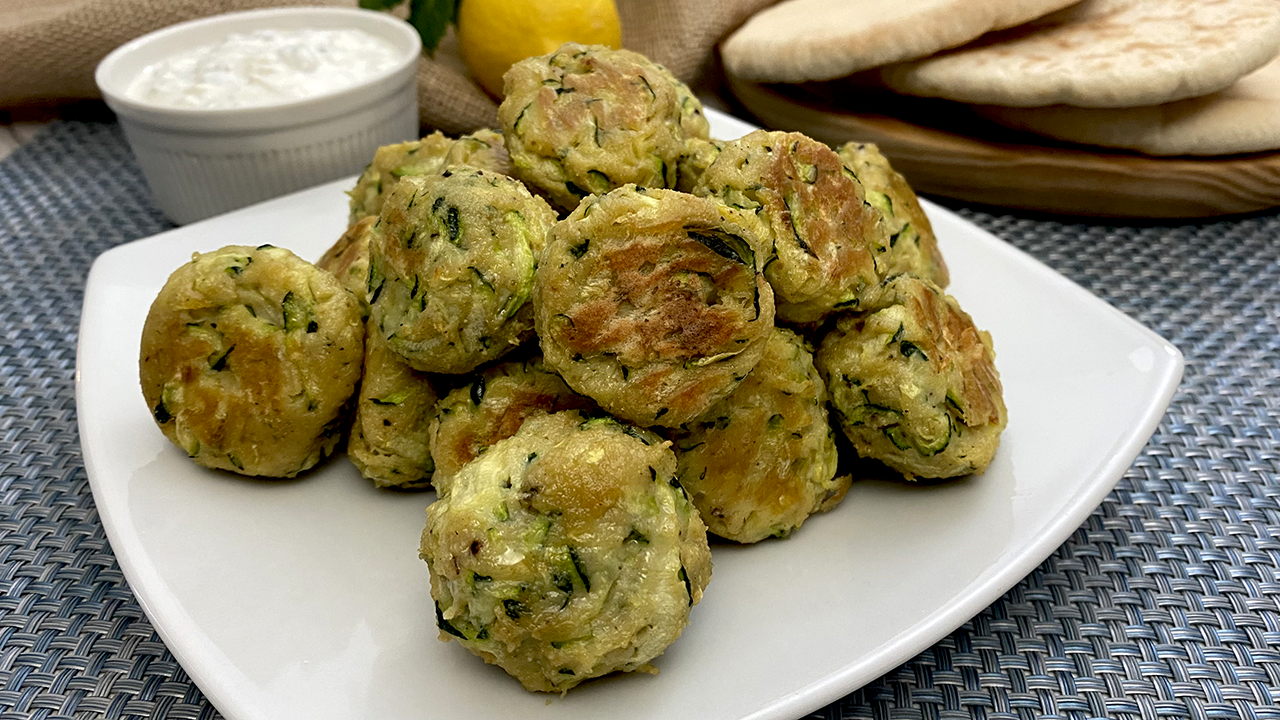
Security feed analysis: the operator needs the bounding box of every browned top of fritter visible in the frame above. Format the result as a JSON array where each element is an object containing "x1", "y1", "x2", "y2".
[
  {"x1": 695, "y1": 130, "x2": 884, "y2": 322},
  {"x1": 893, "y1": 279, "x2": 1003, "y2": 428},
  {"x1": 766, "y1": 135, "x2": 874, "y2": 278},
  {"x1": 535, "y1": 186, "x2": 774, "y2": 426},
  {"x1": 511, "y1": 44, "x2": 707, "y2": 147},
  {"x1": 557, "y1": 230, "x2": 758, "y2": 362},
  {"x1": 499, "y1": 44, "x2": 710, "y2": 211},
  {"x1": 540, "y1": 188, "x2": 767, "y2": 366},
  {"x1": 552, "y1": 55, "x2": 660, "y2": 136},
  {"x1": 429, "y1": 357, "x2": 596, "y2": 482}
]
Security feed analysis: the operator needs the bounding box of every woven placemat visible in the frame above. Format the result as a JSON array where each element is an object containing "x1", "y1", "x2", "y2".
[{"x1": 0, "y1": 116, "x2": 1276, "y2": 720}]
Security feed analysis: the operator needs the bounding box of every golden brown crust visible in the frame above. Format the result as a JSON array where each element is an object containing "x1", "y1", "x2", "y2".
[
  {"x1": 534, "y1": 186, "x2": 775, "y2": 427},
  {"x1": 668, "y1": 327, "x2": 845, "y2": 542},
  {"x1": 499, "y1": 43, "x2": 711, "y2": 212},
  {"x1": 835, "y1": 141, "x2": 949, "y2": 288},
  {"x1": 693, "y1": 130, "x2": 886, "y2": 324},
  {"x1": 428, "y1": 355, "x2": 596, "y2": 493},
  {"x1": 139, "y1": 245, "x2": 363, "y2": 478},
  {"x1": 816, "y1": 276, "x2": 1006, "y2": 480}
]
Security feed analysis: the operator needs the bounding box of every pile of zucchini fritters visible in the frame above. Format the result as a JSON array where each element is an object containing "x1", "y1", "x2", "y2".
[{"x1": 139, "y1": 43, "x2": 1006, "y2": 694}]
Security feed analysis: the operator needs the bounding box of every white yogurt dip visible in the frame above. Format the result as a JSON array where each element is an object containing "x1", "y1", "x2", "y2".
[{"x1": 125, "y1": 27, "x2": 403, "y2": 110}]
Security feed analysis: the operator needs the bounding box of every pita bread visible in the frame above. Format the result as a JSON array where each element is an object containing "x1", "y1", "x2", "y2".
[
  {"x1": 721, "y1": 0, "x2": 1081, "y2": 83},
  {"x1": 881, "y1": 0, "x2": 1280, "y2": 108},
  {"x1": 973, "y1": 54, "x2": 1280, "y2": 155}
]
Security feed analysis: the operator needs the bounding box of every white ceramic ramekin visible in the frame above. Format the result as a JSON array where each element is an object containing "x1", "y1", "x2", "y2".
[{"x1": 95, "y1": 7, "x2": 422, "y2": 225}]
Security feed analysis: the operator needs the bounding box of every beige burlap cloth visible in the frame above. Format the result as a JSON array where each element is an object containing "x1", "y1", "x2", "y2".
[{"x1": 0, "y1": 0, "x2": 774, "y2": 135}]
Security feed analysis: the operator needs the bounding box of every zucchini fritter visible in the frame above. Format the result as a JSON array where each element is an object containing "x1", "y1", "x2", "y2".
[
  {"x1": 368, "y1": 167, "x2": 557, "y2": 374},
  {"x1": 499, "y1": 43, "x2": 711, "y2": 212},
  {"x1": 816, "y1": 276, "x2": 1006, "y2": 480},
  {"x1": 669, "y1": 327, "x2": 846, "y2": 543},
  {"x1": 534, "y1": 185, "x2": 775, "y2": 427},
  {"x1": 694, "y1": 130, "x2": 886, "y2": 324},
  {"x1": 139, "y1": 245, "x2": 363, "y2": 478},
  {"x1": 348, "y1": 128, "x2": 512, "y2": 223},
  {"x1": 675, "y1": 137, "x2": 724, "y2": 194},
  {"x1": 316, "y1": 215, "x2": 376, "y2": 314},
  {"x1": 421, "y1": 411, "x2": 712, "y2": 692},
  {"x1": 428, "y1": 355, "x2": 596, "y2": 492},
  {"x1": 347, "y1": 319, "x2": 439, "y2": 489},
  {"x1": 835, "y1": 142, "x2": 948, "y2": 288}
]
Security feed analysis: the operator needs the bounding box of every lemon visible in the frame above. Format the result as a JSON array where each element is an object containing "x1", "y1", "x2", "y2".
[{"x1": 457, "y1": 0, "x2": 623, "y2": 98}]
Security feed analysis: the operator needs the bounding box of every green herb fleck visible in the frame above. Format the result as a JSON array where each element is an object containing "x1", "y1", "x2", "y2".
[
  {"x1": 435, "y1": 602, "x2": 466, "y2": 638},
  {"x1": 445, "y1": 205, "x2": 461, "y2": 244},
  {"x1": 585, "y1": 170, "x2": 611, "y2": 194},
  {"x1": 370, "y1": 389, "x2": 412, "y2": 406},
  {"x1": 470, "y1": 266, "x2": 494, "y2": 292},
  {"x1": 208, "y1": 345, "x2": 233, "y2": 372},
  {"x1": 152, "y1": 400, "x2": 172, "y2": 424},
  {"x1": 552, "y1": 569, "x2": 574, "y2": 596},
  {"x1": 568, "y1": 547, "x2": 590, "y2": 592},
  {"x1": 783, "y1": 196, "x2": 814, "y2": 256},
  {"x1": 282, "y1": 292, "x2": 313, "y2": 333},
  {"x1": 688, "y1": 229, "x2": 754, "y2": 267},
  {"x1": 502, "y1": 598, "x2": 527, "y2": 620},
  {"x1": 900, "y1": 340, "x2": 927, "y2": 361}
]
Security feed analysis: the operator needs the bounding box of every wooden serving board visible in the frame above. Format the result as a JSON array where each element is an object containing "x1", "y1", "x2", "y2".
[{"x1": 727, "y1": 76, "x2": 1280, "y2": 218}]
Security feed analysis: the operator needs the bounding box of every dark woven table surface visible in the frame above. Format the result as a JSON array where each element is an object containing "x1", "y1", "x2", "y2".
[{"x1": 0, "y1": 115, "x2": 1277, "y2": 720}]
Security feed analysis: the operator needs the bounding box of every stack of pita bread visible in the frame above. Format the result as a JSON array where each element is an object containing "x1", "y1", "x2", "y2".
[{"x1": 722, "y1": 0, "x2": 1280, "y2": 158}]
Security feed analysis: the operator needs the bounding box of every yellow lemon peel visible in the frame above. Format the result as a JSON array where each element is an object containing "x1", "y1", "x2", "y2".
[{"x1": 457, "y1": 0, "x2": 623, "y2": 98}]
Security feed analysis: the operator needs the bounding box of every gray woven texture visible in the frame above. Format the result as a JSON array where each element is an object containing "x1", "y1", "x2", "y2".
[{"x1": 0, "y1": 118, "x2": 1277, "y2": 720}]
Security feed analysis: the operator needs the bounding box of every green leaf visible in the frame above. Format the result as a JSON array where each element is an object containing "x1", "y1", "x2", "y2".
[
  {"x1": 409, "y1": 0, "x2": 460, "y2": 54},
  {"x1": 359, "y1": 0, "x2": 405, "y2": 9}
]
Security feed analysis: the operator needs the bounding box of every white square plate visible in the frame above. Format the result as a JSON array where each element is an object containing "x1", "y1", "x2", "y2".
[{"x1": 77, "y1": 110, "x2": 1183, "y2": 720}]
